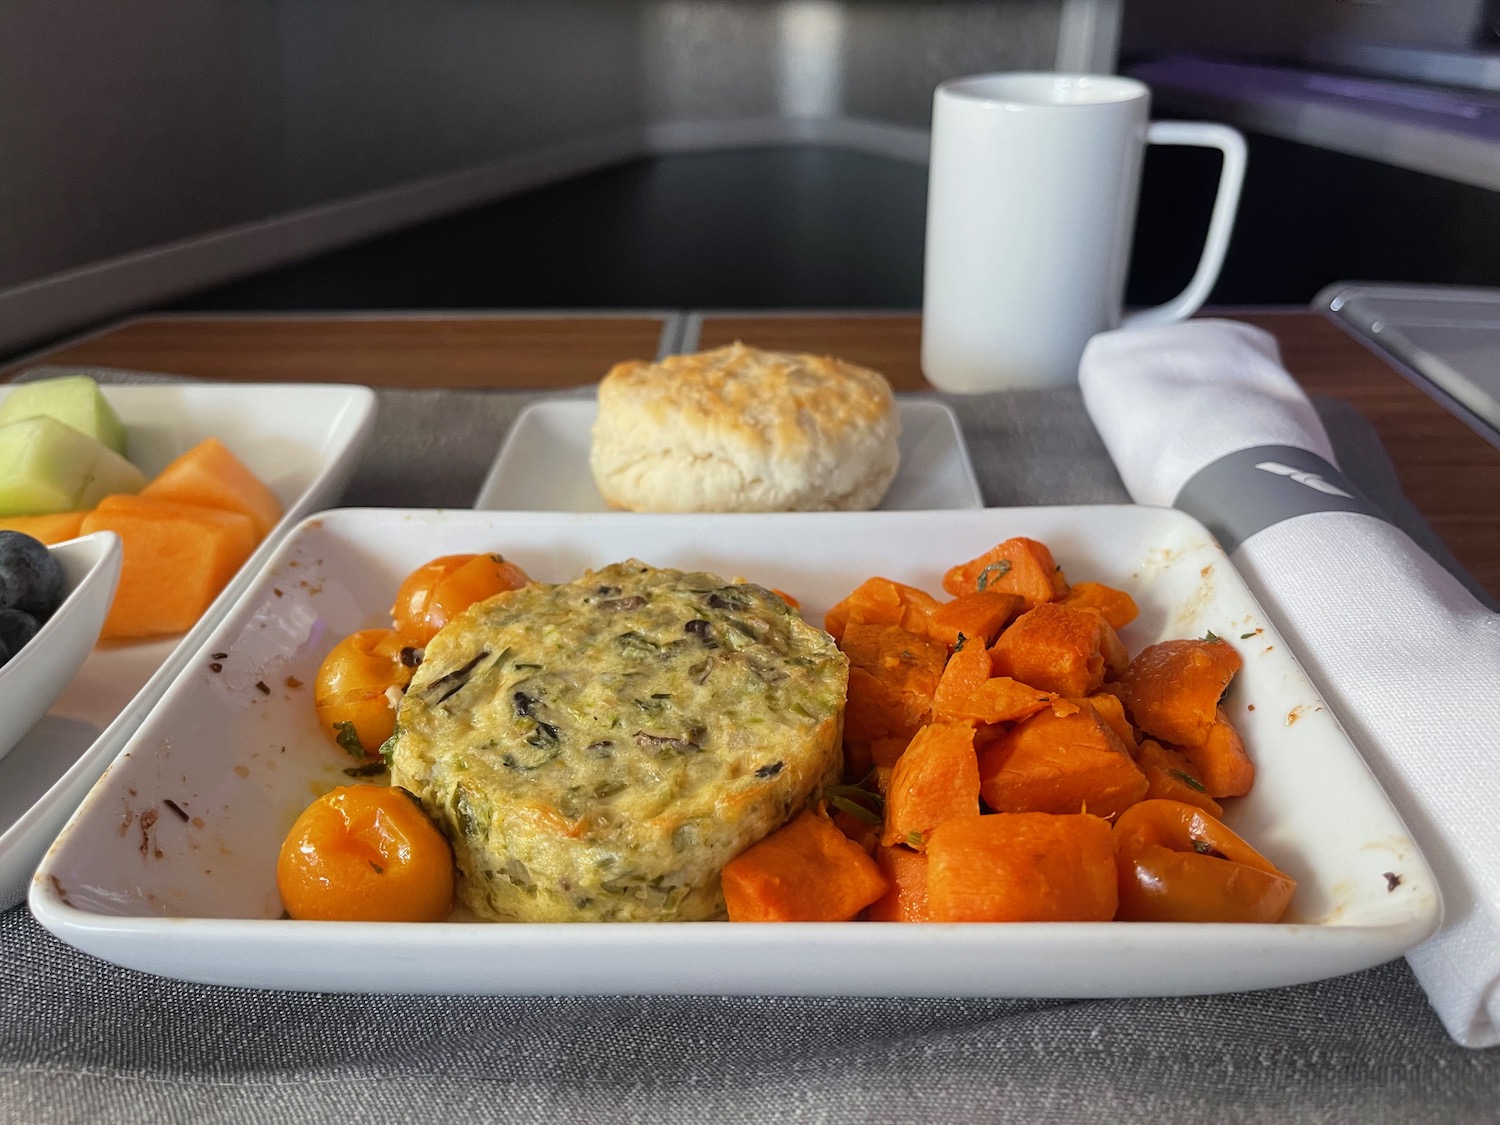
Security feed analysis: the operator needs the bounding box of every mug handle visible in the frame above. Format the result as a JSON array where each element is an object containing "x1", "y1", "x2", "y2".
[{"x1": 1121, "y1": 122, "x2": 1247, "y2": 328}]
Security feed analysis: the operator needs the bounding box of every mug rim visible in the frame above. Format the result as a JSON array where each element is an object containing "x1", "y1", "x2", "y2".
[{"x1": 937, "y1": 72, "x2": 1147, "y2": 109}]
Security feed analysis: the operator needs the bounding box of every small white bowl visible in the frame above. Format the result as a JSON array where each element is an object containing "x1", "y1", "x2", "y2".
[{"x1": 0, "y1": 532, "x2": 122, "y2": 764}]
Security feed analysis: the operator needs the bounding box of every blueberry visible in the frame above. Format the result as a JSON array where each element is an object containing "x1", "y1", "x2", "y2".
[
  {"x1": 0, "y1": 531, "x2": 65, "y2": 620},
  {"x1": 0, "y1": 608, "x2": 40, "y2": 661}
]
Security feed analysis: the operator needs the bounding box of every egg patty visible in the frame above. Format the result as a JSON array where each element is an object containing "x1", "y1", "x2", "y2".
[{"x1": 388, "y1": 560, "x2": 848, "y2": 921}]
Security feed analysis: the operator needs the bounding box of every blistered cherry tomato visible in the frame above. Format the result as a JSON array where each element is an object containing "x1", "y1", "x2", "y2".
[
  {"x1": 313, "y1": 628, "x2": 415, "y2": 756},
  {"x1": 1113, "y1": 798, "x2": 1296, "y2": 923},
  {"x1": 277, "y1": 785, "x2": 455, "y2": 922},
  {"x1": 390, "y1": 553, "x2": 530, "y2": 645}
]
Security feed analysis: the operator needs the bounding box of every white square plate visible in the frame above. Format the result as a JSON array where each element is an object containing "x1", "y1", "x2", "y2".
[
  {"x1": 32, "y1": 506, "x2": 1439, "y2": 996},
  {"x1": 0, "y1": 381, "x2": 376, "y2": 906},
  {"x1": 473, "y1": 399, "x2": 984, "y2": 511}
]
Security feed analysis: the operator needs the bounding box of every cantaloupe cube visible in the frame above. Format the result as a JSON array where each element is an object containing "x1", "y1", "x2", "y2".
[
  {"x1": 81, "y1": 494, "x2": 258, "y2": 640},
  {"x1": 0, "y1": 510, "x2": 87, "y2": 545},
  {"x1": 140, "y1": 438, "x2": 282, "y2": 537}
]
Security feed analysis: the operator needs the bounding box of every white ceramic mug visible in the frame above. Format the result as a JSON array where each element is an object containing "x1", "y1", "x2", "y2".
[{"x1": 920, "y1": 72, "x2": 1247, "y2": 392}]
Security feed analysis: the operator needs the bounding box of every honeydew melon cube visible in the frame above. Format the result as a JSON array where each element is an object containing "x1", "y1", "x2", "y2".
[
  {"x1": 0, "y1": 416, "x2": 147, "y2": 517},
  {"x1": 0, "y1": 375, "x2": 127, "y2": 455}
]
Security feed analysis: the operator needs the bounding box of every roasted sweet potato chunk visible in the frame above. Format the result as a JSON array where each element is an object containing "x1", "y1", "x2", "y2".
[
  {"x1": 1117, "y1": 636, "x2": 1243, "y2": 747},
  {"x1": 1084, "y1": 692, "x2": 1137, "y2": 752},
  {"x1": 927, "y1": 812, "x2": 1118, "y2": 922},
  {"x1": 931, "y1": 639, "x2": 992, "y2": 719},
  {"x1": 942, "y1": 537, "x2": 1068, "y2": 607},
  {"x1": 1134, "y1": 739, "x2": 1223, "y2": 817},
  {"x1": 989, "y1": 602, "x2": 1107, "y2": 698},
  {"x1": 937, "y1": 676, "x2": 1057, "y2": 726},
  {"x1": 844, "y1": 666, "x2": 932, "y2": 747},
  {"x1": 840, "y1": 625, "x2": 946, "y2": 763},
  {"x1": 825, "y1": 577, "x2": 941, "y2": 644},
  {"x1": 864, "y1": 845, "x2": 931, "y2": 922},
  {"x1": 1178, "y1": 709, "x2": 1255, "y2": 798},
  {"x1": 977, "y1": 704, "x2": 1148, "y2": 818},
  {"x1": 881, "y1": 721, "x2": 980, "y2": 849},
  {"x1": 1059, "y1": 581, "x2": 1139, "y2": 630},
  {"x1": 924, "y1": 590, "x2": 1023, "y2": 649},
  {"x1": 722, "y1": 808, "x2": 890, "y2": 922}
]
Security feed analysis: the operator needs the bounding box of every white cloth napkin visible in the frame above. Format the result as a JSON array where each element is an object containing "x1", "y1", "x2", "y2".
[{"x1": 1079, "y1": 318, "x2": 1500, "y2": 1048}]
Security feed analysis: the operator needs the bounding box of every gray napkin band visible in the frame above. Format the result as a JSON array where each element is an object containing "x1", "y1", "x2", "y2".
[{"x1": 1174, "y1": 444, "x2": 1388, "y2": 554}]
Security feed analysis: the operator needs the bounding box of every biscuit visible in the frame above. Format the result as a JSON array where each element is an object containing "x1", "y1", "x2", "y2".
[{"x1": 589, "y1": 343, "x2": 900, "y2": 512}]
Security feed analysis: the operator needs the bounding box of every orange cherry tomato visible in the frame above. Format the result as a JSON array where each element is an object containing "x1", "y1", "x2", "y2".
[
  {"x1": 277, "y1": 785, "x2": 455, "y2": 922},
  {"x1": 313, "y1": 628, "x2": 415, "y2": 757},
  {"x1": 390, "y1": 553, "x2": 531, "y2": 645},
  {"x1": 1112, "y1": 798, "x2": 1296, "y2": 923}
]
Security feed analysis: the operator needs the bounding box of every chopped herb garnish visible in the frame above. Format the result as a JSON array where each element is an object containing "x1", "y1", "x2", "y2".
[
  {"x1": 1167, "y1": 768, "x2": 1207, "y2": 793},
  {"x1": 1383, "y1": 871, "x2": 1402, "y2": 892},
  {"x1": 333, "y1": 721, "x2": 365, "y2": 759},
  {"x1": 369, "y1": 861, "x2": 383, "y2": 874},
  {"x1": 824, "y1": 779, "x2": 884, "y2": 822},
  {"x1": 954, "y1": 632, "x2": 968, "y2": 652},
  {"x1": 163, "y1": 799, "x2": 190, "y2": 822},
  {"x1": 906, "y1": 831, "x2": 925, "y2": 848},
  {"x1": 255, "y1": 680, "x2": 271, "y2": 695},
  {"x1": 211, "y1": 652, "x2": 228, "y2": 661},
  {"x1": 1203, "y1": 630, "x2": 1221, "y2": 643},
  {"x1": 828, "y1": 795, "x2": 881, "y2": 825},
  {"x1": 1240, "y1": 632, "x2": 1257, "y2": 640},
  {"x1": 343, "y1": 759, "x2": 388, "y2": 778},
  {"x1": 208, "y1": 662, "x2": 222, "y2": 673},
  {"x1": 755, "y1": 760, "x2": 785, "y2": 779},
  {"x1": 976, "y1": 559, "x2": 1012, "y2": 590}
]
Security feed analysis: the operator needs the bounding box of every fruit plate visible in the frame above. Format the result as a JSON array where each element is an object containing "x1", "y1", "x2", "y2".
[
  {"x1": 0, "y1": 382, "x2": 376, "y2": 907},
  {"x1": 31, "y1": 506, "x2": 1440, "y2": 996},
  {"x1": 473, "y1": 399, "x2": 984, "y2": 511}
]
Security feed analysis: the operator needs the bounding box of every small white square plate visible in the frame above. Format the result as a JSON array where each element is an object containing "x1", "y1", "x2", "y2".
[
  {"x1": 473, "y1": 399, "x2": 983, "y2": 511},
  {"x1": 33, "y1": 506, "x2": 1438, "y2": 996},
  {"x1": 0, "y1": 381, "x2": 376, "y2": 906}
]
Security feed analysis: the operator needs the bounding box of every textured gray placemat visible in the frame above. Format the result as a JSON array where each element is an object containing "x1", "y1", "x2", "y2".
[{"x1": 2, "y1": 368, "x2": 1496, "y2": 1123}]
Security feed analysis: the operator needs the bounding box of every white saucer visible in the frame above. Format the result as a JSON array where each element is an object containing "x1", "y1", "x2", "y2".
[{"x1": 473, "y1": 399, "x2": 983, "y2": 511}]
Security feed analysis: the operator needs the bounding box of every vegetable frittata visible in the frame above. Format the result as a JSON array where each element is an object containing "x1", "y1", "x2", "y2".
[{"x1": 388, "y1": 560, "x2": 847, "y2": 921}]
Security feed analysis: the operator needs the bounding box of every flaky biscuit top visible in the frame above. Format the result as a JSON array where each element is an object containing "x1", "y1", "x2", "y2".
[{"x1": 597, "y1": 342, "x2": 894, "y2": 455}]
